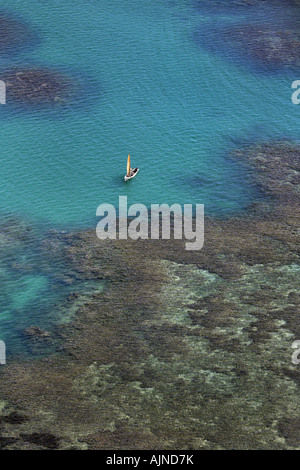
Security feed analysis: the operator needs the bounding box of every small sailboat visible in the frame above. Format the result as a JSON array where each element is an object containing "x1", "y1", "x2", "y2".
[{"x1": 124, "y1": 154, "x2": 139, "y2": 181}]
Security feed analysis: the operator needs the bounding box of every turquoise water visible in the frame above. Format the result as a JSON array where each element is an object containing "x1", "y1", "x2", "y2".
[{"x1": 0, "y1": 0, "x2": 299, "y2": 352}]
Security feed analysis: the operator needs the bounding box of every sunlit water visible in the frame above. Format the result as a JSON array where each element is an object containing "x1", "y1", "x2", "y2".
[{"x1": 0, "y1": 0, "x2": 299, "y2": 353}]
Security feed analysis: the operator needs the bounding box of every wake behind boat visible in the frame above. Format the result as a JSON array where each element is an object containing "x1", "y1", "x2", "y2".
[{"x1": 124, "y1": 154, "x2": 139, "y2": 181}]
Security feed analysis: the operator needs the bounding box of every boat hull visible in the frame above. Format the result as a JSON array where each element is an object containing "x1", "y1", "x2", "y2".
[{"x1": 124, "y1": 167, "x2": 139, "y2": 181}]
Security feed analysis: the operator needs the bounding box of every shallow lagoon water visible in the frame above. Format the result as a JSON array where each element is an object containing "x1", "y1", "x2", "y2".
[{"x1": 0, "y1": 0, "x2": 299, "y2": 351}]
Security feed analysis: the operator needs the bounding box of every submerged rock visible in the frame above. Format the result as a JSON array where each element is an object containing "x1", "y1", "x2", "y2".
[
  {"x1": 20, "y1": 432, "x2": 60, "y2": 450},
  {"x1": 24, "y1": 326, "x2": 52, "y2": 342}
]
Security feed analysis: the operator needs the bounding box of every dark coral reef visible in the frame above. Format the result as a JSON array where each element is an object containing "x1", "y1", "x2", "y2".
[
  {"x1": 195, "y1": 23, "x2": 300, "y2": 71},
  {"x1": 3, "y1": 69, "x2": 73, "y2": 105},
  {"x1": 0, "y1": 12, "x2": 35, "y2": 53},
  {"x1": 224, "y1": 25, "x2": 300, "y2": 69},
  {"x1": 0, "y1": 140, "x2": 299, "y2": 449},
  {"x1": 194, "y1": 0, "x2": 300, "y2": 70}
]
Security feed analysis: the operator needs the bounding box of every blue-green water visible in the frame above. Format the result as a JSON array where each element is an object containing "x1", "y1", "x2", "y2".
[{"x1": 0, "y1": 0, "x2": 299, "y2": 352}]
